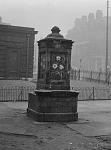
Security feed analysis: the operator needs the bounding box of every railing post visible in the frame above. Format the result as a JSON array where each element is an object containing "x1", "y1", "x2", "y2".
[
  {"x1": 108, "y1": 72, "x2": 110, "y2": 85},
  {"x1": 92, "y1": 86, "x2": 95, "y2": 100},
  {"x1": 90, "y1": 71, "x2": 92, "y2": 82},
  {"x1": 78, "y1": 69, "x2": 80, "y2": 80},
  {"x1": 98, "y1": 72, "x2": 101, "y2": 83},
  {"x1": 19, "y1": 86, "x2": 23, "y2": 101},
  {"x1": 74, "y1": 69, "x2": 77, "y2": 80}
]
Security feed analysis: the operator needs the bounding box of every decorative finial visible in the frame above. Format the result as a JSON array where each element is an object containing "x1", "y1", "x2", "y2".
[
  {"x1": 46, "y1": 26, "x2": 64, "y2": 39},
  {"x1": 51, "y1": 26, "x2": 61, "y2": 33}
]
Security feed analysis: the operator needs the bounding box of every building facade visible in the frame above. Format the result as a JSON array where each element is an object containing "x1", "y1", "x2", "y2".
[
  {"x1": 66, "y1": 10, "x2": 111, "y2": 72},
  {"x1": 0, "y1": 24, "x2": 37, "y2": 79}
]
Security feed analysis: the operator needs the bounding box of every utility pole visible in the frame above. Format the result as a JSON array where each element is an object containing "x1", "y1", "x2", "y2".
[
  {"x1": 106, "y1": 0, "x2": 109, "y2": 83},
  {"x1": 26, "y1": 34, "x2": 30, "y2": 80}
]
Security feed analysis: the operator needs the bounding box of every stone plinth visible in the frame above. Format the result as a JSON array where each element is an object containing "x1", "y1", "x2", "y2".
[{"x1": 27, "y1": 90, "x2": 79, "y2": 122}]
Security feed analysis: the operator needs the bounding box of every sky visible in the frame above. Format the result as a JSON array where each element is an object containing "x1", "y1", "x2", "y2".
[{"x1": 0, "y1": 0, "x2": 110, "y2": 40}]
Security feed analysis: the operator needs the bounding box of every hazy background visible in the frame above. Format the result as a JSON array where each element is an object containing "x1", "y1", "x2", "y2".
[{"x1": 0, "y1": 0, "x2": 110, "y2": 39}]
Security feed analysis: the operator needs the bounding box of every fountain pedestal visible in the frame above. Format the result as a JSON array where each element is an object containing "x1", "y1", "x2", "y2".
[
  {"x1": 27, "y1": 90, "x2": 78, "y2": 122},
  {"x1": 27, "y1": 26, "x2": 79, "y2": 122}
]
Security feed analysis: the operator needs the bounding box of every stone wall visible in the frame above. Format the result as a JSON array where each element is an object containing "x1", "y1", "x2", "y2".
[{"x1": 0, "y1": 24, "x2": 37, "y2": 79}]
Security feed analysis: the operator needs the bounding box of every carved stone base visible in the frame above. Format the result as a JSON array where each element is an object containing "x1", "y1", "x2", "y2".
[{"x1": 27, "y1": 90, "x2": 79, "y2": 122}]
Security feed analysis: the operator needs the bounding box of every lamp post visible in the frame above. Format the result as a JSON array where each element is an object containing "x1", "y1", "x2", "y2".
[
  {"x1": 80, "y1": 59, "x2": 82, "y2": 70},
  {"x1": 106, "y1": 0, "x2": 109, "y2": 83},
  {"x1": 26, "y1": 34, "x2": 30, "y2": 80}
]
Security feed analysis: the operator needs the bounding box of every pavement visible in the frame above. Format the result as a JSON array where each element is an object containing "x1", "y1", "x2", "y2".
[
  {"x1": 2, "y1": 100, "x2": 111, "y2": 137},
  {"x1": 68, "y1": 100, "x2": 111, "y2": 136},
  {"x1": 0, "y1": 100, "x2": 111, "y2": 150}
]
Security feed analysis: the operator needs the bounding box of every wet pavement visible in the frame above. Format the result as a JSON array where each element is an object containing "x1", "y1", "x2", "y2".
[
  {"x1": 3, "y1": 100, "x2": 111, "y2": 137},
  {"x1": 0, "y1": 100, "x2": 111, "y2": 150},
  {"x1": 67, "y1": 100, "x2": 111, "y2": 136}
]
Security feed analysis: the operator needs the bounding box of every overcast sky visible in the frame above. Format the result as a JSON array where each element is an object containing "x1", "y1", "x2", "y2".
[{"x1": 0, "y1": 0, "x2": 110, "y2": 40}]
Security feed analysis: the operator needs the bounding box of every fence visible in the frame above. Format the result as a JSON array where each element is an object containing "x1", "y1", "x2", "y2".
[
  {"x1": 0, "y1": 86, "x2": 111, "y2": 101},
  {"x1": 0, "y1": 86, "x2": 35, "y2": 102},
  {"x1": 71, "y1": 87, "x2": 111, "y2": 100},
  {"x1": 70, "y1": 69, "x2": 111, "y2": 84}
]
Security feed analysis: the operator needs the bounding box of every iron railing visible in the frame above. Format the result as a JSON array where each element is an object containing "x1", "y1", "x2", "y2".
[
  {"x1": 0, "y1": 86, "x2": 111, "y2": 101},
  {"x1": 70, "y1": 69, "x2": 111, "y2": 84},
  {"x1": 0, "y1": 86, "x2": 35, "y2": 102},
  {"x1": 71, "y1": 87, "x2": 111, "y2": 100}
]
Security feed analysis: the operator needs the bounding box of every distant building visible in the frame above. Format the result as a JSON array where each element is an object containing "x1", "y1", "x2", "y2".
[
  {"x1": 0, "y1": 16, "x2": 10, "y2": 25},
  {"x1": 96, "y1": 10, "x2": 103, "y2": 20},
  {"x1": 88, "y1": 13, "x2": 95, "y2": 23},
  {"x1": 0, "y1": 24, "x2": 37, "y2": 79},
  {"x1": 66, "y1": 10, "x2": 111, "y2": 72}
]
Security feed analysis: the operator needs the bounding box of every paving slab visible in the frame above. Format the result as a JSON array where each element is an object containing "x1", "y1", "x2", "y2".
[
  {"x1": 1, "y1": 101, "x2": 111, "y2": 137},
  {"x1": 0, "y1": 101, "x2": 111, "y2": 150},
  {"x1": 67, "y1": 100, "x2": 111, "y2": 137},
  {"x1": 67, "y1": 121, "x2": 111, "y2": 137}
]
